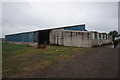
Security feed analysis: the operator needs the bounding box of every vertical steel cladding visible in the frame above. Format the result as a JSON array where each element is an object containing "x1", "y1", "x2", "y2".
[
  {"x1": 5, "y1": 31, "x2": 38, "y2": 42},
  {"x1": 63, "y1": 25, "x2": 86, "y2": 31}
]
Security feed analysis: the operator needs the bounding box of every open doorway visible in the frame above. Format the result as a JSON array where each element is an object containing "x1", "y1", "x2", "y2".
[{"x1": 37, "y1": 30, "x2": 51, "y2": 46}]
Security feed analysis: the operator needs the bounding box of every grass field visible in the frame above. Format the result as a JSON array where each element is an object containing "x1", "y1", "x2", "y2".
[{"x1": 2, "y1": 42, "x2": 80, "y2": 78}]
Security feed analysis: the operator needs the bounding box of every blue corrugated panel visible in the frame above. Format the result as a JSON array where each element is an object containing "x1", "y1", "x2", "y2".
[
  {"x1": 5, "y1": 34, "x2": 22, "y2": 42},
  {"x1": 63, "y1": 25, "x2": 87, "y2": 31},
  {"x1": 5, "y1": 31, "x2": 38, "y2": 42}
]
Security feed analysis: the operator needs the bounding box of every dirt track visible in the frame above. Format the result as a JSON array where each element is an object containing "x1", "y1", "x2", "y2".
[{"x1": 33, "y1": 45, "x2": 118, "y2": 78}]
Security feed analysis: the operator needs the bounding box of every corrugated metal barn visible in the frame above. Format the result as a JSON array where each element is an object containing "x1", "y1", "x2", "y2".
[
  {"x1": 5, "y1": 24, "x2": 86, "y2": 44},
  {"x1": 5, "y1": 24, "x2": 112, "y2": 47}
]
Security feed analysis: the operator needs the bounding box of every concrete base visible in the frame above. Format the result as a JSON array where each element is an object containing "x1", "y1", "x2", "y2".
[{"x1": 6, "y1": 41, "x2": 37, "y2": 46}]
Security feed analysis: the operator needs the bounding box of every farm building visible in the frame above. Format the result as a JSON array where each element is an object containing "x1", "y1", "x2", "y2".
[{"x1": 5, "y1": 24, "x2": 112, "y2": 47}]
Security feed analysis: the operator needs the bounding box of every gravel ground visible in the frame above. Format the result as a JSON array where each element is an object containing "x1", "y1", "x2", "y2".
[{"x1": 32, "y1": 45, "x2": 118, "y2": 78}]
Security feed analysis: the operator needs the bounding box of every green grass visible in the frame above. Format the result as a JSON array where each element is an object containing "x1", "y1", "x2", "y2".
[
  {"x1": 0, "y1": 42, "x2": 2, "y2": 74},
  {"x1": 2, "y1": 42, "x2": 26, "y2": 54},
  {"x1": 2, "y1": 42, "x2": 80, "y2": 78}
]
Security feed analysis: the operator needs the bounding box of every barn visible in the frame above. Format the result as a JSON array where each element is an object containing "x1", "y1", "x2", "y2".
[{"x1": 5, "y1": 24, "x2": 112, "y2": 47}]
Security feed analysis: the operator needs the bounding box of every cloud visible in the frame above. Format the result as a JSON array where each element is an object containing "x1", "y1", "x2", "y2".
[{"x1": 2, "y1": 2, "x2": 118, "y2": 38}]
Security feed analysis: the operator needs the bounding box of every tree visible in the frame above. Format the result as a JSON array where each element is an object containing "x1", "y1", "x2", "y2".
[{"x1": 108, "y1": 30, "x2": 118, "y2": 40}]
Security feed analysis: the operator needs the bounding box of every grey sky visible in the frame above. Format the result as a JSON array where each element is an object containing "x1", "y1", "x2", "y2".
[
  {"x1": 1, "y1": 2, "x2": 118, "y2": 38},
  {"x1": 118, "y1": 1, "x2": 120, "y2": 34}
]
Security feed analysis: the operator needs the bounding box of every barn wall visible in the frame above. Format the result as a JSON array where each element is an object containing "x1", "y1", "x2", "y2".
[
  {"x1": 5, "y1": 31, "x2": 38, "y2": 42},
  {"x1": 92, "y1": 32, "x2": 112, "y2": 47},
  {"x1": 62, "y1": 31, "x2": 72, "y2": 46},
  {"x1": 5, "y1": 34, "x2": 22, "y2": 42},
  {"x1": 63, "y1": 30, "x2": 92, "y2": 47},
  {"x1": 63, "y1": 25, "x2": 86, "y2": 31},
  {"x1": 50, "y1": 29, "x2": 93, "y2": 47},
  {"x1": 5, "y1": 25, "x2": 112, "y2": 47},
  {"x1": 49, "y1": 29, "x2": 63, "y2": 45},
  {"x1": 50, "y1": 29, "x2": 112, "y2": 47}
]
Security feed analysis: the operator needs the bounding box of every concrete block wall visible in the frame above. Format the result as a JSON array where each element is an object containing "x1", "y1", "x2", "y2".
[
  {"x1": 63, "y1": 31, "x2": 72, "y2": 46},
  {"x1": 50, "y1": 29, "x2": 93, "y2": 47},
  {"x1": 82, "y1": 32, "x2": 92, "y2": 47},
  {"x1": 102, "y1": 39, "x2": 112, "y2": 44},
  {"x1": 63, "y1": 30, "x2": 92, "y2": 47},
  {"x1": 92, "y1": 39, "x2": 98, "y2": 46},
  {"x1": 49, "y1": 29, "x2": 63, "y2": 45},
  {"x1": 92, "y1": 39, "x2": 112, "y2": 47},
  {"x1": 91, "y1": 32, "x2": 112, "y2": 47},
  {"x1": 50, "y1": 29, "x2": 112, "y2": 47}
]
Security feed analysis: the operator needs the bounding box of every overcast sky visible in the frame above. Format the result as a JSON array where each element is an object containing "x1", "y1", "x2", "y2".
[{"x1": 1, "y1": 2, "x2": 118, "y2": 38}]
